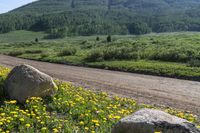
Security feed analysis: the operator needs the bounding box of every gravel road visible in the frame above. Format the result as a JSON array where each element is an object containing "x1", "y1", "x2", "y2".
[{"x1": 0, "y1": 55, "x2": 200, "y2": 116}]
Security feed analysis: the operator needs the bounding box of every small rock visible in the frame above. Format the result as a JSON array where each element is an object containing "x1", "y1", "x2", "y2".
[
  {"x1": 5, "y1": 64, "x2": 57, "y2": 103},
  {"x1": 112, "y1": 109, "x2": 200, "y2": 133}
]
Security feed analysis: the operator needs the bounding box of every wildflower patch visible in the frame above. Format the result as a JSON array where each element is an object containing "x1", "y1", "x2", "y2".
[{"x1": 0, "y1": 66, "x2": 199, "y2": 132}]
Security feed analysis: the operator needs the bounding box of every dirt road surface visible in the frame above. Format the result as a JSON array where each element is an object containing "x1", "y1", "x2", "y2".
[{"x1": 0, "y1": 55, "x2": 200, "y2": 117}]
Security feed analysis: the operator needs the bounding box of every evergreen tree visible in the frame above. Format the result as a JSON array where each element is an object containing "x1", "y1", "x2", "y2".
[
  {"x1": 96, "y1": 36, "x2": 100, "y2": 41},
  {"x1": 35, "y1": 38, "x2": 39, "y2": 42},
  {"x1": 107, "y1": 35, "x2": 111, "y2": 42}
]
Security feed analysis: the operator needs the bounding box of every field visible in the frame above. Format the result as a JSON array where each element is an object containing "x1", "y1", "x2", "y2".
[
  {"x1": 0, "y1": 31, "x2": 46, "y2": 43},
  {"x1": 1, "y1": 31, "x2": 200, "y2": 80},
  {"x1": 0, "y1": 66, "x2": 199, "y2": 132}
]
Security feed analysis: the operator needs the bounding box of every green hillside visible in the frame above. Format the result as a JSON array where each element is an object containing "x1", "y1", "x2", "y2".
[{"x1": 0, "y1": 0, "x2": 200, "y2": 35}]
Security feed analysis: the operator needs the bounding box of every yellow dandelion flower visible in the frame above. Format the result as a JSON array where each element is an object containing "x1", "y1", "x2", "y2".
[
  {"x1": 19, "y1": 118, "x2": 25, "y2": 122},
  {"x1": 13, "y1": 115, "x2": 18, "y2": 118},
  {"x1": 114, "y1": 116, "x2": 121, "y2": 119},
  {"x1": 26, "y1": 100, "x2": 29, "y2": 103},
  {"x1": 79, "y1": 121, "x2": 84, "y2": 125},
  {"x1": 53, "y1": 128, "x2": 59, "y2": 133},
  {"x1": 41, "y1": 127, "x2": 47, "y2": 131},
  {"x1": 10, "y1": 100, "x2": 17, "y2": 104},
  {"x1": 84, "y1": 127, "x2": 89, "y2": 130},
  {"x1": 95, "y1": 123, "x2": 100, "y2": 127},
  {"x1": 25, "y1": 124, "x2": 31, "y2": 128},
  {"x1": 91, "y1": 119, "x2": 99, "y2": 123},
  {"x1": 1, "y1": 113, "x2": 5, "y2": 116}
]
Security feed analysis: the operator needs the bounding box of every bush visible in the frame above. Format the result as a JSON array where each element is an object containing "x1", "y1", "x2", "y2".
[
  {"x1": 150, "y1": 49, "x2": 188, "y2": 62},
  {"x1": 58, "y1": 47, "x2": 77, "y2": 56},
  {"x1": 187, "y1": 59, "x2": 200, "y2": 67},
  {"x1": 8, "y1": 51, "x2": 24, "y2": 56},
  {"x1": 96, "y1": 36, "x2": 100, "y2": 41},
  {"x1": 35, "y1": 38, "x2": 39, "y2": 42},
  {"x1": 103, "y1": 47, "x2": 135, "y2": 60},
  {"x1": 85, "y1": 49, "x2": 104, "y2": 62},
  {"x1": 25, "y1": 49, "x2": 43, "y2": 54},
  {"x1": 40, "y1": 53, "x2": 49, "y2": 58},
  {"x1": 86, "y1": 47, "x2": 138, "y2": 62},
  {"x1": 81, "y1": 40, "x2": 87, "y2": 44},
  {"x1": 107, "y1": 35, "x2": 111, "y2": 42}
]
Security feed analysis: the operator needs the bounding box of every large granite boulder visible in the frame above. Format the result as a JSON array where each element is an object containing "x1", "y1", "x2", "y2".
[
  {"x1": 5, "y1": 64, "x2": 57, "y2": 103},
  {"x1": 112, "y1": 109, "x2": 200, "y2": 133}
]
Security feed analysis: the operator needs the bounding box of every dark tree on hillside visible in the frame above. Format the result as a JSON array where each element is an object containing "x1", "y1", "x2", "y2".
[
  {"x1": 35, "y1": 38, "x2": 39, "y2": 42},
  {"x1": 71, "y1": 0, "x2": 75, "y2": 8},
  {"x1": 108, "y1": 0, "x2": 112, "y2": 10},
  {"x1": 96, "y1": 36, "x2": 100, "y2": 41},
  {"x1": 107, "y1": 35, "x2": 111, "y2": 42}
]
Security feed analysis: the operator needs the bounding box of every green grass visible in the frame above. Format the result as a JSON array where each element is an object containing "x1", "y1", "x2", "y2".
[
  {"x1": 88, "y1": 60, "x2": 200, "y2": 80},
  {"x1": 0, "y1": 66, "x2": 199, "y2": 133},
  {"x1": 0, "y1": 30, "x2": 46, "y2": 43},
  {"x1": 1, "y1": 31, "x2": 200, "y2": 80}
]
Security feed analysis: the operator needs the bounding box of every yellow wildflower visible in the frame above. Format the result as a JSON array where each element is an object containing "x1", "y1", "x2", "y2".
[
  {"x1": 53, "y1": 128, "x2": 59, "y2": 133},
  {"x1": 25, "y1": 124, "x2": 31, "y2": 128},
  {"x1": 41, "y1": 127, "x2": 47, "y2": 131},
  {"x1": 84, "y1": 127, "x2": 89, "y2": 130},
  {"x1": 19, "y1": 118, "x2": 25, "y2": 122},
  {"x1": 79, "y1": 121, "x2": 84, "y2": 125}
]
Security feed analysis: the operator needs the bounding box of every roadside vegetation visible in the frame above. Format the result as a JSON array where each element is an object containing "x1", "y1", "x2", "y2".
[
  {"x1": 0, "y1": 66, "x2": 199, "y2": 132},
  {"x1": 1, "y1": 31, "x2": 200, "y2": 81}
]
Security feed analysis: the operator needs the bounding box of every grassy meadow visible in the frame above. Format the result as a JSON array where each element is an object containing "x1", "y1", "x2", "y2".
[
  {"x1": 0, "y1": 66, "x2": 199, "y2": 132},
  {"x1": 1, "y1": 31, "x2": 200, "y2": 80}
]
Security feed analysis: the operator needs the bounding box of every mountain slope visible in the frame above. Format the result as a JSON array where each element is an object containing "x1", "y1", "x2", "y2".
[
  {"x1": 0, "y1": 0, "x2": 200, "y2": 35},
  {"x1": 11, "y1": 0, "x2": 200, "y2": 14}
]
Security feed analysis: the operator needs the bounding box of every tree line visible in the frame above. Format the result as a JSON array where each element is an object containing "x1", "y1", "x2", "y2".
[{"x1": 0, "y1": 8, "x2": 200, "y2": 36}]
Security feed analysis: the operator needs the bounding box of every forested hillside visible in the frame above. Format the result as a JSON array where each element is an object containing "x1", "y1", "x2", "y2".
[{"x1": 0, "y1": 0, "x2": 200, "y2": 35}]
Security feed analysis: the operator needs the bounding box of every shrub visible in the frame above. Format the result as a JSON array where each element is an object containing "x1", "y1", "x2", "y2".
[
  {"x1": 103, "y1": 47, "x2": 135, "y2": 60},
  {"x1": 25, "y1": 49, "x2": 43, "y2": 54},
  {"x1": 85, "y1": 49, "x2": 104, "y2": 62},
  {"x1": 107, "y1": 35, "x2": 111, "y2": 42},
  {"x1": 150, "y1": 49, "x2": 188, "y2": 62},
  {"x1": 40, "y1": 53, "x2": 49, "y2": 58},
  {"x1": 96, "y1": 36, "x2": 100, "y2": 41},
  {"x1": 8, "y1": 51, "x2": 24, "y2": 56},
  {"x1": 86, "y1": 47, "x2": 138, "y2": 62},
  {"x1": 58, "y1": 47, "x2": 77, "y2": 56},
  {"x1": 81, "y1": 40, "x2": 87, "y2": 44},
  {"x1": 35, "y1": 38, "x2": 39, "y2": 42},
  {"x1": 187, "y1": 59, "x2": 200, "y2": 67}
]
